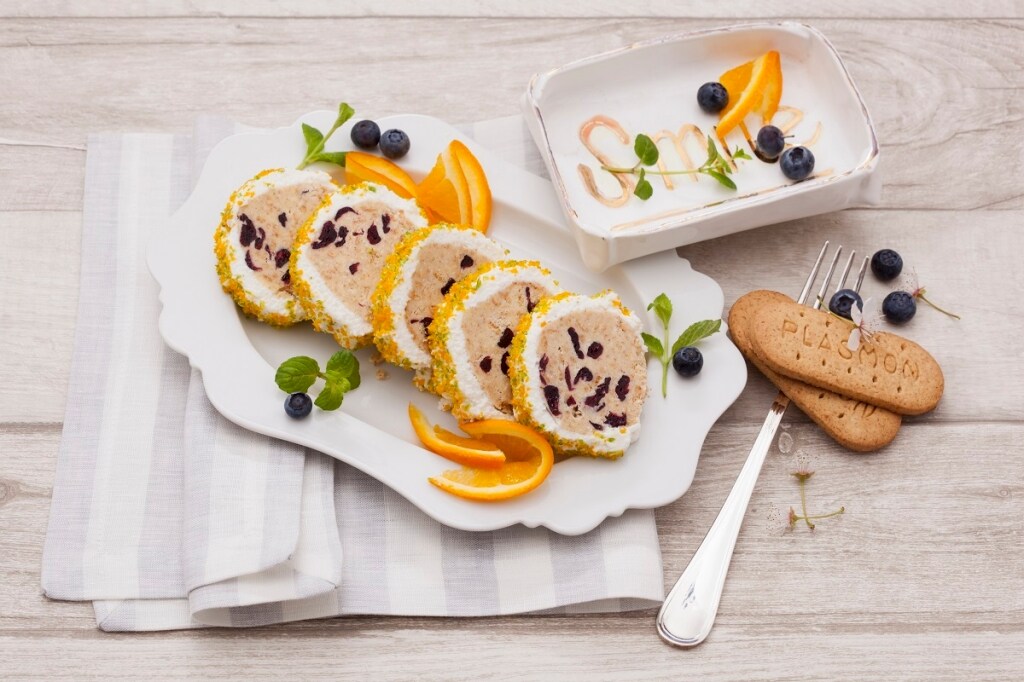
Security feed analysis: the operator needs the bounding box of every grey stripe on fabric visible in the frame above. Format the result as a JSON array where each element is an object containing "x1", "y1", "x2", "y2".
[
  {"x1": 258, "y1": 441, "x2": 306, "y2": 569},
  {"x1": 440, "y1": 525, "x2": 500, "y2": 616},
  {"x1": 41, "y1": 134, "x2": 123, "y2": 600},
  {"x1": 229, "y1": 601, "x2": 284, "y2": 628},
  {"x1": 335, "y1": 464, "x2": 391, "y2": 614},
  {"x1": 182, "y1": 370, "x2": 221, "y2": 590},
  {"x1": 189, "y1": 578, "x2": 240, "y2": 616},
  {"x1": 549, "y1": 526, "x2": 609, "y2": 606}
]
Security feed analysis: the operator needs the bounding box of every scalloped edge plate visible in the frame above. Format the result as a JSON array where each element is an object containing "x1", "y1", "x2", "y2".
[{"x1": 148, "y1": 111, "x2": 747, "y2": 535}]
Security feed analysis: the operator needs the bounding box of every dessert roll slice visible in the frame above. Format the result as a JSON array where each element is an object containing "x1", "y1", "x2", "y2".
[
  {"x1": 214, "y1": 168, "x2": 336, "y2": 326},
  {"x1": 371, "y1": 223, "x2": 507, "y2": 386},
  {"x1": 509, "y1": 291, "x2": 648, "y2": 459},
  {"x1": 291, "y1": 182, "x2": 428, "y2": 348},
  {"x1": 429, "y1": 260, "x2": 560, "y2": 422}
]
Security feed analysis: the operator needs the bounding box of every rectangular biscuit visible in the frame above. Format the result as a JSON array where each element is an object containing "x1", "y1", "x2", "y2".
[
  {"x1": 748, "y1": 297, "x2": 944, "y2": 416},
  {"x1": 729, "y1": 291, "x2": 901, "y2": 452}
]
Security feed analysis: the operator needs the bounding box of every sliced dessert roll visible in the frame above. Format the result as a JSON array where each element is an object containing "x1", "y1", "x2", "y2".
[
  {"x1": 429, "y1": 260, "x2": 560, "y2": 422},
  {"x1": 290, "y1": 182, "x2": 429, "y2": 348},
  {"x1": 508, "y1": 291, "x2": 647, "y2": 459},
  {"x1": 214, "y1": 168, "x2": 336, "y2": 326},
  {"x1": 371, "y1": 223, "x2": 507, "y2": 385}
]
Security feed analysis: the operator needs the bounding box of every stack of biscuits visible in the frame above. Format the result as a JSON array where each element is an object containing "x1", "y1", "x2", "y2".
[{"x1": 729, "y1": 290, "x2": 944, "y2": 452}]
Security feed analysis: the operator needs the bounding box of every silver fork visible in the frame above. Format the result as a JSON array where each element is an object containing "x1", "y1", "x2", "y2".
[{"x1": 656, "y1": 241, "x2": 869, "y2": 647}]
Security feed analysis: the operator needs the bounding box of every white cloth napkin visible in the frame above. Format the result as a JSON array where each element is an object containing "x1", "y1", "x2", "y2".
[{"x1": 40, "y1": 115, "x2": 665, "y2": 631}]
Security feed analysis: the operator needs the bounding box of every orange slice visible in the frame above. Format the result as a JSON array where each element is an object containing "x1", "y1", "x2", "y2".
[
  {"x1": 428, "y1": 420, "x2": 554, "y2": 501},
  {"x1": 450, "y1": 140, "x2": 493, "y2": 232},
  {"x1": 716, "y1": 50, "x2": 783, "y2": 141},
  {"x1": 345, "y1": 152, "x2": 418, "y2": 199},
  {"x1": 416, "y1": 143, "x2": 474, "y2": 226},
  {"x1": 408, "y1": 403, "x2": 506, "y2": 469}
]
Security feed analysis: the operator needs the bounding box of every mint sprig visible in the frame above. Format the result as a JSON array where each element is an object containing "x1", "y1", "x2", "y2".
[
  {"x1": 297, "y1": 102, "x2": 355, "y2": 169},
  {"x1": 602, "y1": 133, "x2": 750, "y2": 200},
  {"x1": 275, "y1": 350, "x2": 361, "y2": 412},
  {"x1": 642, "y1": 293, "x2": 721, "y2": 397}
]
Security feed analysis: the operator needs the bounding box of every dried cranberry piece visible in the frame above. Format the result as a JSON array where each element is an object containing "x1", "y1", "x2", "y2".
[
  {"x1": 574, "y1": 367, "x2": 593, "y2": 384},
  {"x1": 525, "y1": 286, "x2": 536, "y2": 313},
  {"x1": 367, "y1": 224, "x2": 382, "y2": 245},
  {"x1": 335, "y1": 206, "x2": 356, "y2": 220},
  {"x1": 564, "y1": 366, "x2": 573, "y2": 391},
  {"x1": 589, "y1": 421, "x2": 604, "y2": 431},
  {"x1": 420, "y1": 317, "x2": 433, "y2": 333},
  {"x1": 254, "y1": 227, "x2": 266, "y2": 250},
  {"x1": 566, "y1": 396, "x2": 577, "y2": 406},
  {"x1": 497, "y1": 327, "x2": 514, "y2": 349},
  {"x1": 543, "y1": 385, "x2": 561, "y2": 416},
  {"x1": 440, "y1": 278, "x2": 456, "y2": 296},
  {"x1": 278, "y1": 212, "x2": 287, "y2": 227},
  {"x1": 587, "y1": 342, "x2": 603, "y2": 359},
  {"x1": 239, "y1": 214, "x2": 257, "y2": 246},
  {"x1": 479, "y1": 356, "x2": 492, "y2": 373},
  {"x1": 584, "y1": 377, "x2": 611, "y2": 407},
  {"x1": 460, "y1": 255, "x2": 474, "y2": 269},
  {"x1": 381, "y1": 214, "x2": 391, "y2": 234},
  {"x1": 349, "y1": 262, "x2": 359, "y2": 274},
  {"x1": 538, "y1": 354, "x2": 549, "y2": 385},
  {"x1": 604, "y1": 412, "x2": 627, "y2": 428},
  {"x1": 244, "y1": 251, "x2": 261, "y2": 271},
  {"x1": 616, "y1": 375, "x2": 630, "y2": 401},
  {"x1": 567, "y1": 327, "x2": 584, "y2": 359},
  {"x1": 274, "y1": 249, "x2": 290, "y2": 268},
  {"x1": 500, "y1": 352, "x2": 510, "y2": 375},
  {"x1": 311, "y1": 221, "x2": 336, "y2": 249},
  {"x1": 281, "y1": 269, "x2": 290, "y2": 283},
  {"x1": 335, "y1": 225, "x2": 348, "y2": 247}
]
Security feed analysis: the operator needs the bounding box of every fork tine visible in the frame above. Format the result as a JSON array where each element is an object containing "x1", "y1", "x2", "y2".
[
  {"x1": 834, "y1": 250, "x2": 856, "y2": 294},
  {"x1": 796, "y1": 241, "x2": 830, "y2": 305},
  {"x1": 853, "y1": 256, "x2": 869, "y2": 293},
  {"x1": 811, "y1": 246, "x2": 843, "y2": 310}
]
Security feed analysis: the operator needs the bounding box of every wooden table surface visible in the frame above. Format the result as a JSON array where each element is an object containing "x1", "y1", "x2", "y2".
[{"x1": 3, "y1": 2, "x2": 1023, "y2": 679}]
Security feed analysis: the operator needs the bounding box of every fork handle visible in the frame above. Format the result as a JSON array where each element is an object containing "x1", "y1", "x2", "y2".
[{"x1": 656, "y1": 392, "x2": 790, "y2": 647}]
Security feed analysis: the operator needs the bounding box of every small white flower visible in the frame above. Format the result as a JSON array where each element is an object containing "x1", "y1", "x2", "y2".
[
  {"x1": 899, "y1": 268, "x2": 924, "y2": 298},
  {"x1": 846, "y1": 298, "x2": 880, "y2": 351}
]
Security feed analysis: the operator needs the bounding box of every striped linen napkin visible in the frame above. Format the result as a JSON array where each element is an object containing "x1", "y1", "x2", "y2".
[{"x1": 40, "y1": 115, "x2": 665, "y2": 631}]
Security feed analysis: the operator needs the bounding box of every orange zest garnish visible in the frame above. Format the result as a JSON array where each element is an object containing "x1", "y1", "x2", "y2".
[
  {"x1": 449, "y1": 140, "x2": 492, "y2": 233},
  {"x1": 428, "y1": 419, "x2": 554, "y2": 501},
  {"x1": 408, "y1": 403, "x2": 506, "y2": 469},
  {"x1": 716, "y1": 50, "x2": 783, "y2": 142},
  {"x1": 345, "y1": 152, "x2": 419, "y2": 199},
  {"x1": 416, "y1": 140, "x2": 492, "y2": 232}
]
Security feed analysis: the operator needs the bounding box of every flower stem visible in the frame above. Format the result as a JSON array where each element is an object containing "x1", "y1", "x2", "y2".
[
  {"x1": 805, "y1": 507, "x2": 845, "y2": 520},
  {"x1": 660, "y1": 324, "x2": 670, "y2": 398},
  {"x1": 799, "y1": 478, "x2": 815, "y2": 529},
  {"x1": 917, "y1": 294, "x2": 961, "y2": 320}
]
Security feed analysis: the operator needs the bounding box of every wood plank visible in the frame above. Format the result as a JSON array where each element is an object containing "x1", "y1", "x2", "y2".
[
  {"x1": 0, "y1": 18, "x2": 1021, "y2": 211},
  {"x1": 3, "y1": 421, "x2": 1022, "y2": 678},
  {"x1": 2, "y1": 208, "x2": 1019, "y2": 423},
  {"x1": 4, "y1": 0, "x2": 1023, "y2": 19}
]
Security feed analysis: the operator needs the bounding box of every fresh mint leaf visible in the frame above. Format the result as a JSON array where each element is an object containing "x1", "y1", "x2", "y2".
[
  {"x1": 326, "y1": 350, "x2": 360, "y2": 390},
  {"x1": 275, "y1": 356, "x2": 320, "y2": 393},
  {"x1": 634, "y1": 168, "x2": 653, "y2": 200},
  {"x1": 641, "y1": 332, "x2": 664, "y2": 357},
  {"x1": 671, "y1": 319, "x2": 722, "y2": 355},
  {"x1": 313, "y1": 151, "x2": 347, "y2": 167},
  {"x1": 634, "y1": 134, "x2": 659, "y2": 166},
  {"x1": 705, "y1": 169, "x2": 736, "y2": 190},
  {"x1": 315, "y1": 376, "x2": 350, "y2": 411},
  {"x1": 334, "y1": 102, "x2": 355, "y2": 129},
  {"x1": 302, "y1": 123, "x2": 324, "y2": 154},
  {"x1": 732, "y1": 146, "x2": 753, "y2": 160},
  {"x1": 647, "y1": 293, "x2": 673, "y2": 330},
  {"x1": 705, "y1": 137, "x2": 720, "y2": 165}
]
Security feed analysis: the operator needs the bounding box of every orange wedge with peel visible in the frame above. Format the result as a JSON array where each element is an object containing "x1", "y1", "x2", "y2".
[
  {"x1": 408, "y1": 403, "x2": 506, "y2": 469},
  {"x1": 417, "y1": 144, "x2": 472, "y2": 226},
  {"x1": 449, "y1": 140, "x2": 493, "y2": 232},
  {"x1": 428, "y1": 420, "x2": 554, "y2": 501},
  {"x1": 345, "y1": 152, "x2": 418, "y2": 199},
  {"x1": 716, "y1": 50, "x2": 783, "y2": 141}
]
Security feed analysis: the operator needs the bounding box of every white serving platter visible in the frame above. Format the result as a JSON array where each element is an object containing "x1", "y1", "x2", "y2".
[
  {"x1": 522, "y1": 22, "x2": 881, "y2": 271},
  {"x1": 148, "y1": 111, "x2": 747, "y2": 535}
]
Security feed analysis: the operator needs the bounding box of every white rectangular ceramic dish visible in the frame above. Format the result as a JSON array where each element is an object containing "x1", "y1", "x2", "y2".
[
  {"x1": 149, "y1": 111, "x2": 748, "y2": 535},
  {"x1": 522, "y1": 22, "x2": 880, "y2": 272}
]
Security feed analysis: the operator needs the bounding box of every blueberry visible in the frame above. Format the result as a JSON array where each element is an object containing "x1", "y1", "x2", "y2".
[
  {"x1": 696, "y1": 82, "x2": 729, "y2": 114},
  {"x1": 756, "y1": 125, "x2": 785, "y2": 159},
  {"x1": 828, "y1": 288, "x2": 863, "y2": 320},
  {"x1": 379, "y1": 129, "x2": 410, "y2": 159},
  {"x1": 871, "y1": 249, "x2": 903, "y2": 281},
  {"x1": 284, "y1": 392, "x2": 313, "y2": 419},
  {"x1": 780, "y1": 146, "x2": 815, "y2": 181},
  {"x1": 350, "y1": 120, "x2": 381, "y2": 150},
  {"x1": 882, "y1": 291, "x2": 917, "y2": 325},
  {"x1": 672, "y1": 346, "x2": 704, "y2": 378}
]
